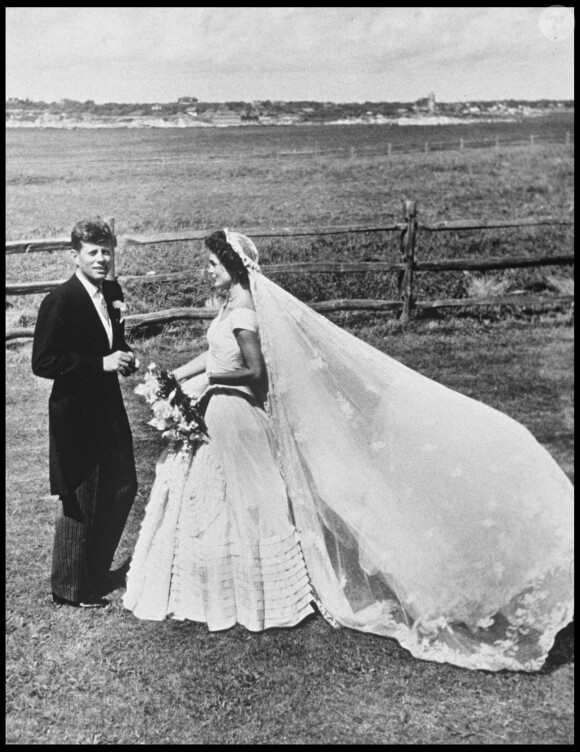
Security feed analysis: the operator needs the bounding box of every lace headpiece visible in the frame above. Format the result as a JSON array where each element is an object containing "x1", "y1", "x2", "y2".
[{"x1": 224, "y1": 229, "x2": 261, "y2": 273}]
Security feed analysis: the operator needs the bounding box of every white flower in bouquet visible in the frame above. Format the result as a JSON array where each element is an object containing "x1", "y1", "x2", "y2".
[
  {"x1": 134, "y1": 362, "x2": 210, "y2": 446},
  {"x1": 153, "y1": 399, "x2": 174, "y2": 420},
  {"x1": 134, "y1": 363, "x2": 163, "y2": 404}
]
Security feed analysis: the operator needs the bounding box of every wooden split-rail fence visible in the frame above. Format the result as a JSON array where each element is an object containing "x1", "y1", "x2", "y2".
[{"x1": 5, "y1": 205, "x2": 574, "y2": 341}]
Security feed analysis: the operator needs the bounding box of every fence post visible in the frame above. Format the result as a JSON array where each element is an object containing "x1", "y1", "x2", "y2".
[
  {"x1": 530, "y1": 134, "x2": 535, "y2": 147},
  {"x1": 566, "y1": 131, "x2": 570, "y2": 146},
  {"x1": 460, "y1": 138, "x2": 464, "y2": 150},
  {"x1": 350, "y1": 146, "x2": 356, "y2": 160},
  {"x1": 388, "y1": 142, "x2": 392, "y2": 156},
  {"x1": 424, "y1": 141, "x2": 429, "y2": 153},
  {"x1": 399, "y1": 200, "x2": 417, "y2": 326},
  {"x1": 496, "y1": 135, "x2": 500, "y2": 149},
  {"x1": 105, "y1": 216, "x2": 116, "y2": 280}
]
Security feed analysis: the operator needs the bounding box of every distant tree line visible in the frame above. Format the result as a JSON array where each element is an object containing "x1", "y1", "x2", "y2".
[{"x1": 5, "y1": 96, "x2": 574, "y2": 122}]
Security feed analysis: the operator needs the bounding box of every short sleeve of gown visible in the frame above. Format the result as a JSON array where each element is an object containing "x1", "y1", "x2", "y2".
[{"x1": 228, "y1": 308, "x2": 258, "y2": 333}]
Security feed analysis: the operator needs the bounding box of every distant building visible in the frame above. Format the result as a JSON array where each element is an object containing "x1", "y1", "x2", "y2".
[
  {"x1": 428, "y1": 92, "x2": 436, "y2": 114},
  {"x1": 178, "y1": 96, "x2": 198, "y2": 104},
  {"x1": 413, "y1": 94, "x2": 437, "y2": 114},
  {"x1": 211, "y1": 110, "x2": 242, "y2": 127},
  {"x1": 277, "y1": 114, "x2": 302, "y2": 125},
  {"x1": 241, "y1": 107, "x2": 260, "y2": 122},
  {"x1": 8, "y1": 107, "x2": 44, "y2": 115}
]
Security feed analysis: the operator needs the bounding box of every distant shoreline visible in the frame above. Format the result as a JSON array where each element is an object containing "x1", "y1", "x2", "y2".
[
  {"x1": 6, "y1": 97, "x2": 573, "y2": 130},
  {"x1": 6, "y1": 103, "x2": 575, "y2": 131},
  {"x1": 6, "y1": 113, "x2": 571, "y2": 130}
]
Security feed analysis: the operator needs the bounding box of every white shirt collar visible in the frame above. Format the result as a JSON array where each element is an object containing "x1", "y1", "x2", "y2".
[{"x1": 75, "y1": 269, "x2": 103, "y2": 299}]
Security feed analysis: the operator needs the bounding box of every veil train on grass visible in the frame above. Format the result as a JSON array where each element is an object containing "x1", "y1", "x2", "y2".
[{"x1": 250, "y1": 263, "x2": 574, "y2": 672}]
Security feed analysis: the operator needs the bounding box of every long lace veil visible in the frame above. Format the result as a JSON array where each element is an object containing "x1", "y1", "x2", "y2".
[{"x1": 227, "y1": 231, "x2": 574, "y2": 671}]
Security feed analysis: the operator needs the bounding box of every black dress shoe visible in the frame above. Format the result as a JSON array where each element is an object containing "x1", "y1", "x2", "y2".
[{"x1": 52, "y1": 593, "x2": 110, "y2": 609}]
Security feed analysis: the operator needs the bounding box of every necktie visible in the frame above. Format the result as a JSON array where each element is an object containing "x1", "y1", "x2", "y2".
[{"x1": 96, "y1": 291, "x2": 110, "y2": 324}]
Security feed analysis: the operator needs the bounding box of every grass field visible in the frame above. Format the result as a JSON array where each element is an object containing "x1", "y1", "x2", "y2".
[
  {"x1": 5, "y1": 113, "x2": 574, "y2": 237},
  {"x1": 5, "y1": 116, "x2": 574, "y2": 744},
  {"x1": 5, "y1": 114, "x2": 575, "y2": 329},
  {"x1": 6, "y1": 316, "x2": 574, "y2": 745}
]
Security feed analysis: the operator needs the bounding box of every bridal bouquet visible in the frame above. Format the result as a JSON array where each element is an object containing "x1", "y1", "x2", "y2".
[{"x1": 134, "y1": 363, "x2": 209, "y2": 444}]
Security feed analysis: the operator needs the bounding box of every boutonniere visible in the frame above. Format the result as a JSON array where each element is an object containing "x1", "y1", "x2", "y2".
[{"x1": 111, "y1": 299, "x2": 128, "y2": 322}]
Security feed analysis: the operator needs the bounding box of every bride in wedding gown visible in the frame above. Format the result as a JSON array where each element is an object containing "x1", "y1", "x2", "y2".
[{"x1": 123, "y1": 229, "x2": 574, "y2": 672}]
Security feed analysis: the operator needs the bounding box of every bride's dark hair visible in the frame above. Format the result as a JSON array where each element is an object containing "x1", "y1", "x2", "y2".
[{"x1": 205, "y1": 230, "x2": 249, "y2": 284}]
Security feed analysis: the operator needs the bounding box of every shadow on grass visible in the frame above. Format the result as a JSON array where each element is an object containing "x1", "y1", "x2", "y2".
[{"x1": 541, "y1": 620, "x2": 575, "y2": 673}]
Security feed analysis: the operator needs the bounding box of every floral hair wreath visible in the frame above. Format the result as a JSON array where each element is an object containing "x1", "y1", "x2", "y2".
[{"x1": 224, "y1": 228, "x2": 261, "y2": 273}]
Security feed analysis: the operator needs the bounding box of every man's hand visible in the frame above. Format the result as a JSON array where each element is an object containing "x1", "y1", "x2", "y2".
[
  {"x1": 103, "y1": 351, "x2": 139, "y2": 375},
  {"x1": 123, "y1": 353, "x2": 140, "y2": 377}
]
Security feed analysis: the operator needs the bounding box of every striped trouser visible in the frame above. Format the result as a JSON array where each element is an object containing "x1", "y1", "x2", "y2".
[{"x1": 51, "y1": 441, "x2": 137, "y2": 602}]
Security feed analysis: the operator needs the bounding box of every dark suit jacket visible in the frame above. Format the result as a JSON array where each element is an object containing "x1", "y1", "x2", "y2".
[{"x1": 32, "y1": 274, "x2": 135, "y2": 495}]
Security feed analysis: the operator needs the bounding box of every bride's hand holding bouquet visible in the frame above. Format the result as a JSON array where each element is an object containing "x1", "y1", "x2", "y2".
[{"x1": 134, "y1": 363, "x2": 209, "y2": 444}]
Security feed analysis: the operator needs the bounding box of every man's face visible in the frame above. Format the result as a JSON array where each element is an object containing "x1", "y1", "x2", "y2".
[{"x1": 72, "y1": 241, "x2": 112, "y2": 285}]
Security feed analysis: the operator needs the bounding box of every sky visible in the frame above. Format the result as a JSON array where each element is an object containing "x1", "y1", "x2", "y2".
[{"x1": 5, "y1": 7, "x2": 575, "y2": 104}]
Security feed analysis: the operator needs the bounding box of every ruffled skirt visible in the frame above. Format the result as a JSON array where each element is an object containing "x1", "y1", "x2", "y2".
[{"x1": 123, "y1": 390, "x2": 314, "y2": 630}]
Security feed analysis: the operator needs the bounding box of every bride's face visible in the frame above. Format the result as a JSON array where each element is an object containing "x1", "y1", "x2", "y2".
[{"x1": 207, "y1": 252, "x2": 232, "y2": 291}]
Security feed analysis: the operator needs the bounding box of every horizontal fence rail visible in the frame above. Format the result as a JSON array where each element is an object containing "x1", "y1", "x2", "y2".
[
  {"x1": 119, "y1": 293, "x2": 574, "y2": 327},
  {"x1": 5, "y1": 224, "x2": 404, "y2": 254},
  {"x1": 6, "y1": 206, "x2": 574, "y2": 340},
  {"x1": 122, "y1": 223, "x2": 405, "y2": 245},
  {"x1": 6, "y1": 295, "x2": 575, "y2": 341},
  {"x1": 6, "y1": 238, "x2": 71, "y2": 254},
  {"x1": 5, "y1": 255, "x2": 575, "y2": 296},
  {"x1": 5, "y1": 218, "x2": 573, "y2": 254},
  {"x1": 419, "y1": 218, "x2": 574, "y2": 232}
]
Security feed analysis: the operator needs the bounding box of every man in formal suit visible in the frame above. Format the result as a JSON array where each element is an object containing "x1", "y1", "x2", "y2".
[{"x1": 32, "y1": 218, "x2": 139, "y2": 608}]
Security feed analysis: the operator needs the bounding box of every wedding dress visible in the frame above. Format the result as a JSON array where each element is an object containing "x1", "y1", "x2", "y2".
[
  {"x1": 122, "y1": 305, "x2": 314, "y2": 630},
  {"x1": 125, "y1": 231, "x2": 574, "y2": 672}
]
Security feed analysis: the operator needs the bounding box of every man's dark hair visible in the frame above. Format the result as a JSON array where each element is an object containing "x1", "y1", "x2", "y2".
[
  {"x1": 204, "y1": 229, "x2": 249, "y2": 284},
  {"x1": 71, "y1": 218, "x2": 114, "y2": 251}
]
